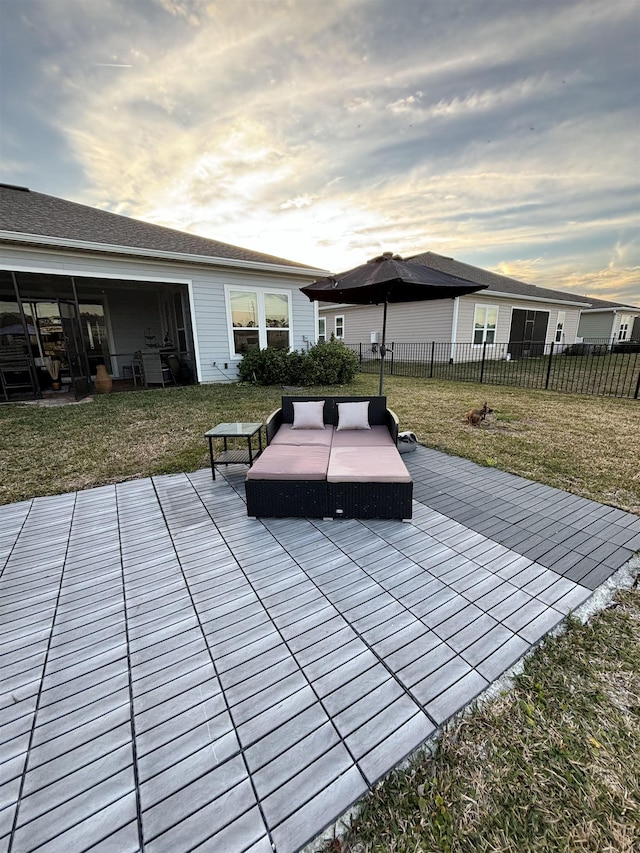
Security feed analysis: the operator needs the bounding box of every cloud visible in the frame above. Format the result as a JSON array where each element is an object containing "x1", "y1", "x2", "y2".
[
  {"x1": 279, "y1": 195, "x2": 319, "y2": 210},
  {"x1": 1, "y1": 0, "x2": 638, "y2": 302}
]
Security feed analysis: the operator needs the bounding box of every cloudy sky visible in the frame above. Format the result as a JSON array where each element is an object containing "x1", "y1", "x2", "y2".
[{"x1": 1, "y1": 0, "x2": 639, "y2": 303}]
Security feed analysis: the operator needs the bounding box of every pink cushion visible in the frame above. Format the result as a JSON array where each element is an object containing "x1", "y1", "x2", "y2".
[
  {"x1": 327, "y1": 447, "x2": 412, "y2": 484},
  {"x1": 331, "y1": 425, "x2": 395, "y2": 448},
  {"x1": 270, "y1": 424, "x2": 334, "y2": 447},
  {"x1": 246, "y1": 445, "x2": 330, "y2": 481}
]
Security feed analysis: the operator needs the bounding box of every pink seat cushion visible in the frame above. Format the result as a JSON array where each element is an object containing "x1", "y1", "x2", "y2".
[
  {"x1": 246, "y1": 445, "x2": 330, "y2": 480},
  {"x1": 331, "y1": 425, "x2": 395, "y2": 448},
  {"x1": 270, "y1": 424, "x2": 334, "y2": 447},
  {"x1": 327, "y1": 446, "x2": 412, "y2": 484}
]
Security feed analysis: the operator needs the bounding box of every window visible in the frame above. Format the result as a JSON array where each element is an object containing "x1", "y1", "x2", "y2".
[
  {"x1": 335, "y1": 315, "x2": 344, "y2": 339},
  {"x1": 227, "y1": 288, "x2": 291, "y2": 356},
  {"x1": 555, "y1": 311, "x2": 566, "y2": 344},
  {"x1": 317, "y1": 317, "x2": 326, "y2": 343},
  {"x1": 618, "y1": 315, "x2": 631, "y2": 341},
  {"x1": 473, "y1": 305, "x2": 497, "y2": 344},
  {"x1": 264, "y1": 292, "x2": 290, "y2": 349}
]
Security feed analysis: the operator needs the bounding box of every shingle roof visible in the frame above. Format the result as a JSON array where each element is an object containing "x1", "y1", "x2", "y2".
[
  {"x1": 0, "y1": 183, "x2": 313, "y2": 270},
  {"x1": 575, "y1": 294, "x2": 640, "y2": 311},
  {"x1": 408, "y1": 250, "x2": 592, "y2": 306}
]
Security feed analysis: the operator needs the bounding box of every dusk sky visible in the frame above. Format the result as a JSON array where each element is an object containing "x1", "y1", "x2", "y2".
[{"x1": 1, "y1": 0, "x2": 639, "y2": 304}]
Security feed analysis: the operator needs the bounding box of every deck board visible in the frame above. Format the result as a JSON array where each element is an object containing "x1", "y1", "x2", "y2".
[{"x1": 1, "y1": 445, "x2": 638, "y2": 852}]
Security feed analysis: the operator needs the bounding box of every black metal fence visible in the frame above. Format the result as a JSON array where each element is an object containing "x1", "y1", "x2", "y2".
[{"x1": 352, "y1": 340, "x2": 640, "y2": 399}]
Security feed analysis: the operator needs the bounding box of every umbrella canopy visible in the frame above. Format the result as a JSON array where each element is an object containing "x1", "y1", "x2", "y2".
[
  {"x1": 0, "y1": 323, "x2": 36, "y2": 336},
  {"x1": 301, "y1": 252, "x2": 487, "y2": 305},
  {"x1": 301, "y1": 252, "x2": 488, "y2": 393}
]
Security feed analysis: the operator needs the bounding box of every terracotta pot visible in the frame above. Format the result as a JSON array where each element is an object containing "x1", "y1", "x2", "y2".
[{"x1": 94, "y1": 364, "x2": 113, "y2": 394}]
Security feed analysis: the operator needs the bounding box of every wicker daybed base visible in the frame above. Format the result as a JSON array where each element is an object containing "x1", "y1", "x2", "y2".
[
  {"x1": 244, "y1": 479, "x2": 328, "y2": 519},
  {"x1": 245, "y1": 396, "x2": 413, "y2": 520},
  {"x1": 328, "y1": 481, "x2": 413, "y2": 520}
]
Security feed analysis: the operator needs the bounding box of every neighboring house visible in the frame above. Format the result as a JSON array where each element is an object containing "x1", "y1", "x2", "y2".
[
  {"x1": 0, "y1": 183, "x2": 326, "y2": 396},
  {"x1": 576, "y1": 295, "x2": 640, "y2": 344},
  {"x1": 319, "y1": 250, "x2": 592, "y2": 361}
]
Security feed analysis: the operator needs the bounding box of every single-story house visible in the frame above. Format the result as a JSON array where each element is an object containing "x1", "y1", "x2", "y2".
[
  {"x1": 0, "y1": 183, "x2": 326, "y2": 398},
  {"x1": 318, "y1": 250, "x2": 593, "y2": 362},
  {"x1": 576, "y1": 295, "x2": 640, "y2": 344}
]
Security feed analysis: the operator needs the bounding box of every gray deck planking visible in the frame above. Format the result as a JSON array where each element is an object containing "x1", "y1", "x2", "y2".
[{"x1": 1, "y1": 445, "x2": 638, "y2": 853}]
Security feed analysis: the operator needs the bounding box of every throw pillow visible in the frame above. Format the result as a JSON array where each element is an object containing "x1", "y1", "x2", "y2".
[
  {"x1": 336, "y1": 401, "x2": 371, "y2": 430},
  {"x1": 291, "y1": 400, "x2": 325, "y2": 430}
]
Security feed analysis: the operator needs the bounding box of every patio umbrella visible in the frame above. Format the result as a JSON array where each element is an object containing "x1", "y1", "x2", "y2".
[
  {"x1": 0, "y1": 323, "x2": 36, "y2": 336},
  {"x1": 301, "y1": 252, "x2": 488, "y2": 393}
]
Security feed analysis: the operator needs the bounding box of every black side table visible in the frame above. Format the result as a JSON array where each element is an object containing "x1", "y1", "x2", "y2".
[{"x1": 205, "y1": 422, "x2": 263, "y2": 479}]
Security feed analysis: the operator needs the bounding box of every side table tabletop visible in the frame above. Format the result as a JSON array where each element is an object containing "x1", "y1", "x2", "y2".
[{"x1": 205, "y1": 422, "x2": 263, "y2": 479}]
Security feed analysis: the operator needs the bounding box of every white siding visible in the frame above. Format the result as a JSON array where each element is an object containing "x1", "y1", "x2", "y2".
[
  {"x1": 320, "y1": 301, "x2": 455, "y2": 346},
  {"x1": 577, "y1": 310, "x2": 640, "y2": 344},
  {"x1": 577, "y1": 312, "x2": 615, "y2": 342},
  {"x1": 1, "y1": 244, "x2": 318, "y2": 383},
  {"x1": 321, "y1": 296, "x2": 582, "y2": 362}
]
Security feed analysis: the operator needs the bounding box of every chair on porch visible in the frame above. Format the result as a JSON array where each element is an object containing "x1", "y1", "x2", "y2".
[
  {"x1": 141, "y1": 351, "x2": 175, "y2": 387},
  {"x1": 131, "y1": 351, "x2": 145, "y2": 387}
]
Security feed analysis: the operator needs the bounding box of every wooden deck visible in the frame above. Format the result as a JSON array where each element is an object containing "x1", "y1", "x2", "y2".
[{"x1": 1, "y1": 446, "x2": 639, "y2": 853}]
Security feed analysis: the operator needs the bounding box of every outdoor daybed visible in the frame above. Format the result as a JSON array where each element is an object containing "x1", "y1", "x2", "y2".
[{"x1": 245, "y1": 395, "x2": 413, "y2": 519}]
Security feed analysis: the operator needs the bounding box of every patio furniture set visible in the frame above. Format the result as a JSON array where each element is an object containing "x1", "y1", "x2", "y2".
[{"x1": 208, "y1": 395, "x2": 413, "y2": 520}]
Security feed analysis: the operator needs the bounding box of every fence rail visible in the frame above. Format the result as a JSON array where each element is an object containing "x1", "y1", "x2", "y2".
[{"x1": 351, "y1": 340, "x2": 640, "y2": 399}]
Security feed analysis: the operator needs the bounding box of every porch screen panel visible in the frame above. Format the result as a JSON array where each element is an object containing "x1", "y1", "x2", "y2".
[{"x1": 80, "y1": 304, "x2": 108, "y2": 372}]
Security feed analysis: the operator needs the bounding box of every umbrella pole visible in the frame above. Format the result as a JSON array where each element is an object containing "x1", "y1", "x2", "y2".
[{"x1": 378, "y1": 300, "x2": 388, "y2": 396}]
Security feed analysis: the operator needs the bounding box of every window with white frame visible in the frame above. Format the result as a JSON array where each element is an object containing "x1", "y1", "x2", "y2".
[
  {"x1": 617, "y1": 314, "x2": 631, "y2": 341},
  {"x1": 473, "y1": 304, "x2": 498, "y2": 344},
  {"x1": 555, "y1": 311, "x2": 566, "y2": 343},
  {"x1": 317, "y1": 316, "x2": 326, "y2": 343},
  {"x1": 227, "y1": 288, "x2": 291, "y2": 356},
  {"x1": 335, "y1": 315, "x2": 344, "y2": 339}
]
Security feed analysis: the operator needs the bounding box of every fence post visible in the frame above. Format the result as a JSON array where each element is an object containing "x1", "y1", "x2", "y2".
[
  {"x1": 359, "y1": 342, "x2": 362, "y2": 364},
  {"x1": 635, "y1": 368, "x2": 640, "y2": 400},
  {"x1": 429, "y1": 341, "x2": 435, "y2": 378},
  {"x1": 480, "y1": 341, "x2": 487, "y2": 384},
  {"x1": 545, "y1": 341, "x2": 555, "y2": 389},
  {"x1": 390, "y1": 343, "x2": 394, "y2": 375}
]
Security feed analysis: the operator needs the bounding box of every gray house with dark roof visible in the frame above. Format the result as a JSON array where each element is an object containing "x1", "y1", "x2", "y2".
[
  {"x1": 576, "y1": 295, "x2": 640, "y2": 344},
  {"x1": 319, "y1": 250, "x2": 592, "y2": 361},
  {"x1": 0, "y1": 184, "x2": 326, "y2": 397}
]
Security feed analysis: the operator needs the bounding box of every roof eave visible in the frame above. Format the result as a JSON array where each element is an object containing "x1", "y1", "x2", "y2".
[
  {"x1": 318, "y1": 303, "x2": 352, "y2": 311},
  {"x1": 319, "y1": 291, "x2": 591, "y2": 310},
  {"x1": 581, "y1": 306, "x2": 640, "y2": 314},
  {"x1": 0, "y1": 230, "x2": 328, "y2": 278},
  {"x1": 475, "y1": 289, "x2": 591, "y2": 307}
]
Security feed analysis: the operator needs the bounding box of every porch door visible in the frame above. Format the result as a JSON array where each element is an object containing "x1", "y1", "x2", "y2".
[
  {"x1": 59, "y1": 301, "x2": 91, "y2": 400},
  {"x1": 508, "y1": 309, "x2": 549, "y2": 358}
]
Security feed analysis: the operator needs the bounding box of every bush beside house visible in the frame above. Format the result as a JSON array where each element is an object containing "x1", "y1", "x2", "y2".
[{"x1": 238, "y1": 339, "x2": 359, "y2": 386}]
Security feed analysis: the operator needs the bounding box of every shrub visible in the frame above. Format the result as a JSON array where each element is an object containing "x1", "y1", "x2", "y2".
[
  {"x1": 238, "y1": 339, "x2": 359, "y2": 386},
  {"x1": 308, "y1": 338, "x2": 359, "y2": 384},
  {"x1": 237, "y1": 346, "x2": 296, "y2": 385}
]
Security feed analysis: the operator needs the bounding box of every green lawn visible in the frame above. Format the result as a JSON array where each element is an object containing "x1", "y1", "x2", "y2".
[{"x1": 1, "y1": 374, "x2": 638, "y2": 512}]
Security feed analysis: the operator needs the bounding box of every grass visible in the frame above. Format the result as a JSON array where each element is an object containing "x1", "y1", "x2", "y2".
[
  {"x1": 335, "y1": 585, "x2": 640, "y2": 853},
  {"x1": 0, "y1": 374, "x2": 638, "y2": 511}
]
